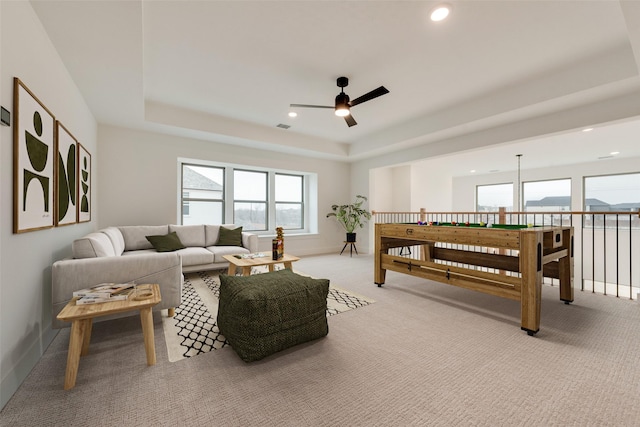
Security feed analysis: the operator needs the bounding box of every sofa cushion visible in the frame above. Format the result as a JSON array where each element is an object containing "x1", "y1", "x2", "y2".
[
  {"x1": 101, "y1": 227, "x2": 125, "y2": 255},
  {"x1": 207, "y1": 246, "x2": 250, "y2": 263},
  {"x1": 217, "y1": 269, "x2": 329, "y2": 362},
  {"x1": 205, "y1": 224, "x2": 237, "y2": 247},
  {"x1": 169, "y1": 224, "x2": 205, "y2": 247},
  {"x1": 119, "y1": 225, "x2": 169, "y2": 251},
  {"x1": 121, "y1": 249, "x2": 158, "y2": 256},
  {"x1": 216, "y1": 226, "x2": 243, "y2": 246},
  {"x1": 176, "y1": 247, "x2": 215, "y2": 267},
  {"x1": 146, "y1": 232, "x2": 186, "y2": 252},
  {"x1": 72, "y1": 232, "x2": 117, "y2": 258}
]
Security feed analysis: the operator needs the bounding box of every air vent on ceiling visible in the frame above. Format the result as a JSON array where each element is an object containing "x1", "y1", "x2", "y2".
[{"x1": 276, "y1": 123, "x2": 290, "y2": 129}]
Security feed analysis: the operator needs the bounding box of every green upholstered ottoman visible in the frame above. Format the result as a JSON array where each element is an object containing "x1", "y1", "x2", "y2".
[{"x1": 217, "y1": 269, "x2": 329, "y2": 362}]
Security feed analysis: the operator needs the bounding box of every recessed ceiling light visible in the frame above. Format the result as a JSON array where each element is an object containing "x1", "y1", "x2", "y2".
[
  {"x1": 430, "y1": 4, "x2": 451, "y2": 22},
  {"x1": 582, "y1": 127, "x2": 594, "y2": 132},
  {"x1": 470, "y1": 169, "x2": 476, "y2": 173},
  {"x1": 288, "y1": 112, "x2": 297, "y2": 118},
  {"x1": 610, "y1": 151, "x2": 620, "y2": 155}
]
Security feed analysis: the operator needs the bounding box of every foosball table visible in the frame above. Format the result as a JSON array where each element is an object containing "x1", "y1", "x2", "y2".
[{"x1": 374, "y1": 222, "x2": 574, "y2": 335}]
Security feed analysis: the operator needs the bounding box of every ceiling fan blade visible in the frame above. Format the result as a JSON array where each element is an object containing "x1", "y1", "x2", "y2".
[
  {"x1": 349, "y1": 86, "x2": 389, "y2": 107},
  {"x1": 289, "y1": 103, "x2": 333, "y2": 109},
  {"x1": 344, "y1": 114, "x2": 357, "y2": 127}
]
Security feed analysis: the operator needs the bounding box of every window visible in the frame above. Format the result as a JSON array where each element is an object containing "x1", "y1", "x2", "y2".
[
  {"x1": 476, "y1": 183, "x2": 513, "y2": 211},
  {"x1": 584, "y1": 173, "x2": 640, "y2": 212},
  {"x1": 181, "y1": 164, "x2": 224, "y2": 225},
  {"x1": 584, "y1": 173, "x2": 640, "y2": 229},
  {"x1": 182, "y1": 192, "x2": 190, "y2": 216},
  {"x1": 523, "y1": 179, "x2": 571, "y2": 211},
  {"x1": 275, "y1": 173, "x2": 304, "y2": 229},
  {"x1": 234, "y1": 170, "x2": 267, "y2": 231},
  {"x1": 180, "y1": 159, "x2": 314, "y2": 234}
]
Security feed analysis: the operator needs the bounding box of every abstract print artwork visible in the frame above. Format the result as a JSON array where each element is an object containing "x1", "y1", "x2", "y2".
[
  {"x1": 78, "y1": 143, "x2": 91, "y2": 223},
  {"x1": 55, "y1": 122, "x2": 77, "y2": 226},
  {"x1": 13, "y1": 78, "x2": 56, "y2": 233}
]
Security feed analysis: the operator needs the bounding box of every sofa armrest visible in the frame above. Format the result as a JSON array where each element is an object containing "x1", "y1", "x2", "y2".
[
  {"x1": 52, "y1": 252, "x2": 182, "y2": 329},
  {"x1": 242, "y1": 232, "x2": 258, "y2": 253}
]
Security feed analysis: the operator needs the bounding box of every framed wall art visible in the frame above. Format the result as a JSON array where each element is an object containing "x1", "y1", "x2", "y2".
[
  {"x1": 55, "y1": 121, "x2": 78, "y2": 226},
  {"x1": 13, "y1": 78, "x2": 56, "y2": 233},
  {"x1": 77, "y1": 143, "x2": 91, "y2": 223}
]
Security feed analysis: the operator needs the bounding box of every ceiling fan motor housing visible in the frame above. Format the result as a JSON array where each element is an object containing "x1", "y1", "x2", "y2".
[
  {"x1": 337, "y1": 76, "x2": 349, "y2": 88},
  {"x1": 335, "y1": 92, "x2": 350, "y2": 108}
]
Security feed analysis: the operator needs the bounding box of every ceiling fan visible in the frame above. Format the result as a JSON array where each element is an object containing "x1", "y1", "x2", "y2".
[{"x1": 290, "y1": 77, "x2": 389, "y2": 127}]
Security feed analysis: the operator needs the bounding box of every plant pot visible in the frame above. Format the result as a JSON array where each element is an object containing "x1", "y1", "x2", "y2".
[{"x1": 346, "y1": 232, "x2": 356, "y2": 243}]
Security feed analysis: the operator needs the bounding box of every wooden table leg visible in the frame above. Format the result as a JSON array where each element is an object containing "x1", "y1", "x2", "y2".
[
  {"x1": 520, "y1": 231, "x2": 543, "y2": 335},
  {"x1": 559, "y1": 228, "x2": 574, "y2": 303},
  {"x1": 374, "y1": 224, "x2": 387, "y2": 286},
  {"x1": 64, "y1": 319, "x2": 90, "y2": 390},
  {"x1": 268, "y1": 264, "x2": 275, "y2": 272},
  {"x1": 242, "y1": 266, "x2": 251, "y2": 276},
  {"x1": 139, "y1": 307, "x2": 156, "y2": 366},
  {"x1": 228, "y1": 263, "x2": 237, "y2": 275},
  {"x1": 81, "y1": 319, "x2": 93, "y2": 356},
  {"x1": 283, "y1": 261, "x2": 293, "y2": 270}
]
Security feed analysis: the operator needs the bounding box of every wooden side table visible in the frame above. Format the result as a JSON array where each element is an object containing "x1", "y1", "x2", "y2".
[{"x1": 56, "y1": 284, "x2": 161, "y2": 390}]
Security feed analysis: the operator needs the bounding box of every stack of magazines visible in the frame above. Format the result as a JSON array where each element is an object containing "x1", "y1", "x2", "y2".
[
  {"x1": 73, "y1": 283, "x2": 136, "y2": 305},
  {"x1": 234, "y1": 252, "x2": 268, "y2": 259}
]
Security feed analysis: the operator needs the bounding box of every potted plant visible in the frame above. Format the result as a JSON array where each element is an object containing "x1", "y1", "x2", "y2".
[{"x1": 326, "y1": 195, "x2": 372, "y2": 242}]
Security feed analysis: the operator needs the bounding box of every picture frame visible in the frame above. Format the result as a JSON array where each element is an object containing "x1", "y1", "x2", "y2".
[
  {"x1": 13, "y1": 78, "x2": 56, "y2": 233},
  {"x1": 55, "y1": 121, "x2": 78, "y2": 226},
  {"x1": 77, "y1": 143, "x2": 92, "y2": 223}
]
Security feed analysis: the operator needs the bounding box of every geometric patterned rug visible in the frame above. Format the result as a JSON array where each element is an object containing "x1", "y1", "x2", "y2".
[{"x1": 162, "y1": 269, "x2": 375, "y2": 362}]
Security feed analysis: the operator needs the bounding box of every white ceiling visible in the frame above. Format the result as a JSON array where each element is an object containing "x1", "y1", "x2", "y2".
[{"x1": 30, "y1": 0, "x2": 640, "y2": 175}]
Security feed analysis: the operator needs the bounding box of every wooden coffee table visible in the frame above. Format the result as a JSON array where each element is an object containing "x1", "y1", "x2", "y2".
[
  {"x1": 223, "y1": 253, "x2": 300, "y2": 276},
  {"x1": 56, "y1": 284, "x2": 161, "y2": 390}
]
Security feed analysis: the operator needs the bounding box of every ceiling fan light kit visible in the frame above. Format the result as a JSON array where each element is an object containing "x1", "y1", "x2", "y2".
[
  {"x1": 290, "y1": 76, "x2": 389, "y2": 127},
  {"x1": 334, "y1": 92, "x2": 350, "y2": 117}
]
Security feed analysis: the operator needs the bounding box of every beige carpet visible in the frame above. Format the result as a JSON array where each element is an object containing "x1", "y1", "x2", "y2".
[
  {"x1": 162, "y1": 270, "x2": 375, "y2": 362},
  {"x1": 2, "y1": 254, "x2": 640, "y2": 426}
]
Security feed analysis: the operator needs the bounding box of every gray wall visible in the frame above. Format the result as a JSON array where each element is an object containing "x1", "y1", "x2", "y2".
[
  {"x1": 97, "y1": 124, "x2": 351, "y2": 257},
  {"x1": 0, "y1": 2, "x2": 97, "y2": 408}
]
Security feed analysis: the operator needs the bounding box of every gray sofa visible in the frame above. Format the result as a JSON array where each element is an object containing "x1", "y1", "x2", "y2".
[{"x1": 51, "y1": 224, "x2": 258, "y2": 329}]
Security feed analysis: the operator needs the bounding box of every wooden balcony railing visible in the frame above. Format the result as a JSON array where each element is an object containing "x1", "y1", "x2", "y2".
[{"x1": 372, "y1": 208, "x2": 640, "y2": 300}]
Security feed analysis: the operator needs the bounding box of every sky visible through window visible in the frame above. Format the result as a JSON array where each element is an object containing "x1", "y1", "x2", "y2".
[
  {"x1": 585, "y1": 173, "x2": 640, "y2": 205},
  {"x1": 189, "y1": 166, "x2": 302, "y2": 202},
  {"x1": 477, "y1": 183, "x2": 512, "y2": 210},
  {"x1": 523, "y1": 179, "x2": 570, "y2": 202}
]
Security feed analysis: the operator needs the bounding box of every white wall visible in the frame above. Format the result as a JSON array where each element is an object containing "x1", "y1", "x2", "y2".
[
  {"x1": 410, "y1": 161, "x2": 452, "y2": 212},
  {"x1": 97, "y1": 124, "x2": 350, "y2": 256},
  {"x1": 391, "y1": 166, "x2": 411, "y2": 211},
  {"x1": 0, "y1": 2, "x2": 97, "y2": 409}
]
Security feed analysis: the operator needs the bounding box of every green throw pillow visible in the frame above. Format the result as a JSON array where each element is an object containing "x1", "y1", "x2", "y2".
[
  {"x1": 146, "y1": 232, "x2": 186, "y2": 252},
  {"x1": 216, "y1": 226, "x2": 243, "y2": 246}
]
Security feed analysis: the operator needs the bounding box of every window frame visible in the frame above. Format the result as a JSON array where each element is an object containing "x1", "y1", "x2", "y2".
[
  {"x1": 274, "y1": 172, "x2": 305, "y2": 230},
  {"x1": 476, "y1": 182, "x2": 514, "y2": 212},
  {"x1": 522, "y1": 178, "x2": 572, "y2": 212},
  {"x1": 181, "y1": 163, "x2": 225, "y2": 224},
  {"x1": 583, "y1": 172, "x2": 640, "y2": 212},
  {"x1": 233, "y1": 169, "x2": 269, "y2": 231},
  {"x1": 179, "y1": 159, "x2": 314, "y2": 235}
]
